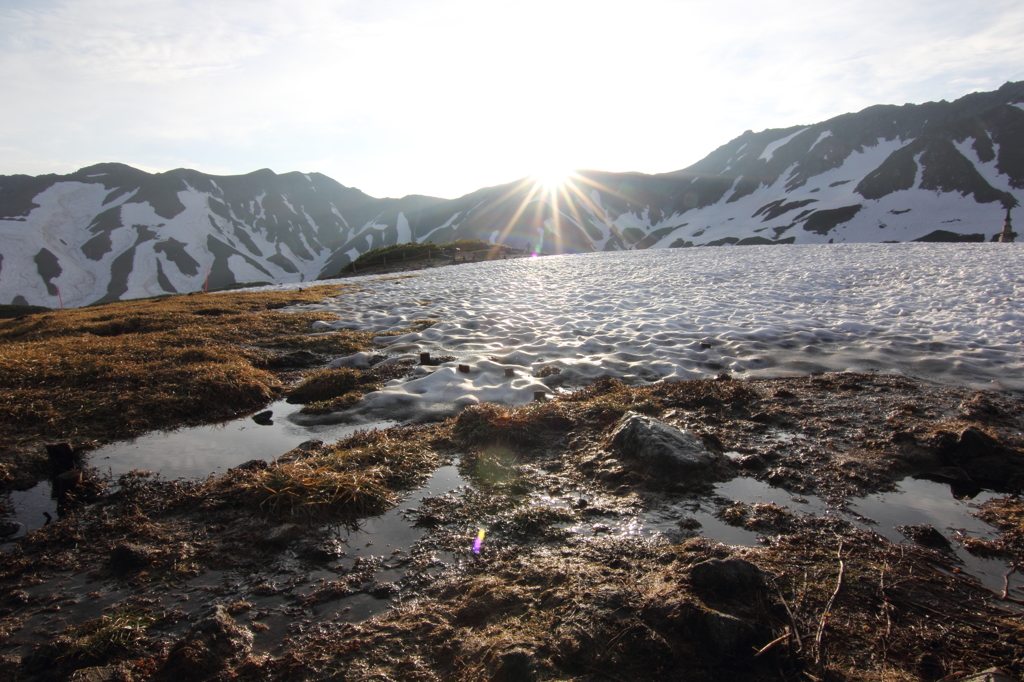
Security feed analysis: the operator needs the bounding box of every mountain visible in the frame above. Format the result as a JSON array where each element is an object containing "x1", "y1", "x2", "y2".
[{"x1": 2, "y1": 82, "x2": 1023, "y2": 308}]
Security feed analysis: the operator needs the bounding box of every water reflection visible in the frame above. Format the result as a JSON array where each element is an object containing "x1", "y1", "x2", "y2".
[{"x1": 89, "y1": 400, "x2": 395, "y2": 480}]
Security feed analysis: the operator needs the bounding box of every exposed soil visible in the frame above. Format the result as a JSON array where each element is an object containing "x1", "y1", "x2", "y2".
[{"x1": 2, "y1": 291, "x2": 1024, "y2": 681}]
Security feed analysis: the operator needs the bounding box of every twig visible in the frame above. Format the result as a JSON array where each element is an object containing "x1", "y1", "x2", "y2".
[
  {"x1": 880, "y1": 565, "x2": 892, "y2": 638},
  {"x1": 775, "y1": 584, "x2": 803, "y2": 652},
  {"x1": 754, "y1": 632, "x2": 791, "y2": 657},
  {"x1": 814, "y1": 542, "x2": 846, "y2": 670},
  {"x1": 1002, "y1": 563, "x2": 1018, "y2": 600}
]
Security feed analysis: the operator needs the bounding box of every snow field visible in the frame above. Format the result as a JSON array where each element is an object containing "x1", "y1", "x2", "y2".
[{"x1": 280, "y1": 243, "x2": 1024, "y2": 423}]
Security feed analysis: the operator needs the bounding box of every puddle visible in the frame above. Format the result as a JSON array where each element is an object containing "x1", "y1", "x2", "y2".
[
  {"x1": 332, "y1": 464, "x2": 466, "y2": 568},
  {"x1": 4, "y1": 401, "x2": 395, "y2": 546},
  {"x1": 2, "y1": 482, "x2": 58, "y2": 543},
  {"x1": 636, "y1": 475, "x2": 1021, "y2": 596},
  {"x1": 845, "y1": 477, "x2": 1018, "y2": 594},
  {"x1": 87, "y1": 400, "x2": 396, "y2": 481}
]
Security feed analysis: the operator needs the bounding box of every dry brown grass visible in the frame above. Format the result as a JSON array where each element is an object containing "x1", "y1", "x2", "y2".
[
  {"x1": 243, "y1": 423, "x2": 451, "y2": 525},
  {"x1": 287, "y1": 368, "x2": 361, "y2": 404},
  {"x1": 290, "y1": 361, "x2": 416, "y2": 409},
  {"x1": 0, "y1": 285, "x2": 376, "y2": 449}
]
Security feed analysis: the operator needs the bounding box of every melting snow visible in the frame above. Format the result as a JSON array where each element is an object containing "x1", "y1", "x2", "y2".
[{"x1": 249, "y1": 244, "x2": 1024, "y2": 423}]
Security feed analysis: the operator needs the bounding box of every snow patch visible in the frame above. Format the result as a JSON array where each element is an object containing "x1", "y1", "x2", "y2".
[
  {"x1": 759, "y1": 128, "x2": 810, "y2": 161},
  {"x1": 810, "y1": 130, "x2": 833, "y2": 150},
  {"x1": 396, "y1": 212, "x2": 411, "y2": 244}
]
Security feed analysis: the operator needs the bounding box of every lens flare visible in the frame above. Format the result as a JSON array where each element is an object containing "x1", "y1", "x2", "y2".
[{"x1": 473, "y1": 528, "x2": 486, "y2": 554}]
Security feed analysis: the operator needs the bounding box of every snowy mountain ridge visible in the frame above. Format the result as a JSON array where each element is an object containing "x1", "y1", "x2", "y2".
[{"x1": 2, "y1": 81, "x2": 1023, "y2": 308}]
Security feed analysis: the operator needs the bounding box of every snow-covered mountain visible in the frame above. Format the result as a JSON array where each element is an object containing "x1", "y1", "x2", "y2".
[{"x1": 2, "y1": 82, "x2": 1022, "y2": 308}]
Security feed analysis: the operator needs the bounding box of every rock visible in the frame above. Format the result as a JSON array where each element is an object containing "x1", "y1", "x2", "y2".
[
  {"x1": 897, "y1": 524, "x2": 952, "y2": 551},
  {"x1": 109, "y1": 543, "x2": 154, "y2": 572},
  {"x1": 702, "y1": 609, "x2": 760, "y2": 655},
  {"x1": 738, "y1": 454, "x2": 767, "y2": 471},
  {"x1": 690, "y1": 558, "x2": 767, "y2": 601},
  {"x1": 46, "y1": 442, "x2": 85, "y2": 475},
  {"x1": 267, "y1": 349, "x2": 323, "y2": 369},
  {"x1": 931, "y1": 426, "x2": 1024, "y2": 490},
  {"x1": 233, "y1": 458, "x2": 267, "y2": 471},
  {"x1": 164, "y1": 605, "x2": 253, "y2": 678},
  {"x1": 0, "y1": 520, "x2": 22, "y2": 537},
  {"x1": 957, "y1": 426, "x2": 999, "y2": 459},
  {"x1": 251, "y1": 410, "x2": 273, "y2": 425},
  {"x1": 329, "y1": 351, "x2": 373, "y2": 369},
  {"x1": 607, "y1": 412, "x2": 727, "y2": 481}
]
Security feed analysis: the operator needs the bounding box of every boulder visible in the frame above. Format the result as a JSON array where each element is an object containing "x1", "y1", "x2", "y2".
[
  {"x1": 690, "y1": 558, "x2": 767, "y2": 602},
  {"x1": 956, "y1": 426, "x2": 1000, "y2": 459},
  {"x1": 164, "y1": 605, "x2": 253, "y2": 678},
  {"x1": 607, "y1": 412, "x2": 728, "y2": 481},
  {"x1": 702, "y1": 609, "x2": 761, "y2": 655},
  {"x1": 930, "y1": 426, "x2": 1024, "y2": 490}
]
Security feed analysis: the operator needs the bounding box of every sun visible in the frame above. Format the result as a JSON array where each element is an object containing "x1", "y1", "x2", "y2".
[{"x1": 532, "y1": 166, "x2": 573, "y2": 191}]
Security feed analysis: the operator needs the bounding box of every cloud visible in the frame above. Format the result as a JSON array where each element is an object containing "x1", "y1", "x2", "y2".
[{"x1": 2, "y1": 0, "x2": 1023, "y2": 198}]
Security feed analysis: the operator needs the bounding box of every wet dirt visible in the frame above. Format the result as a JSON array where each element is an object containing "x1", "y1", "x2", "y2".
[{"x1": 3, "y1": 372, "x2": 1024, "y2": 681}]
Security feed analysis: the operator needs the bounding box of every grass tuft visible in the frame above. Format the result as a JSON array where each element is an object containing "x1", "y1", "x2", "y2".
[
  {"x1": 242, "y1": 423, "x2": 450, "y2": 524},
  {"x1": 250, "y1": 460, "x2": 394, "y2": 524},
  {"x1": 287, "y1": 368, "x2": 360, "y2": 404},
  {"x1": 54, "y1": 606, "x2": 155, "y2": 671},
  {"x1": 452, "y1": 402, "x2": 575, "y2": 449}
]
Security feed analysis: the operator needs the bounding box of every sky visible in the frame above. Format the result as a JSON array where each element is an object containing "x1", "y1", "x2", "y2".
[{"x1": 2, "y1": 0, "x2": 1023, "y2": 200}]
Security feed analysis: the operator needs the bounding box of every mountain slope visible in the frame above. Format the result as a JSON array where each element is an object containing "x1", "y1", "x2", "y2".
[{"x1": 2, "y1": 82, "x2": 1023, "y2": 307}]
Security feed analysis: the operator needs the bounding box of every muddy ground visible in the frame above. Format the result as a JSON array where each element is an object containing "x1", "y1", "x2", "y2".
[{"x1": 2, "y1": 366, "x2": 1024, "y2": 681}]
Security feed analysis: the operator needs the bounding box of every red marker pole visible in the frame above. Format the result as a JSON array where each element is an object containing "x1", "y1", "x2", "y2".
[
  {"x1": 204, "y1": 266, "x2": 211, "y2": 293},
  {"x1": 56, "y1": 285, "x2": 64, "y2": 310}
]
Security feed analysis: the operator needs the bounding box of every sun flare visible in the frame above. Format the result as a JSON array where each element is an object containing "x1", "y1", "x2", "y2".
[{"x1": 532, "y1": 166, "x2": 572, "y2": 190}]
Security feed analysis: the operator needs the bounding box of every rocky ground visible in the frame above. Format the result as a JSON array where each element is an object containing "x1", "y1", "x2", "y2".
[{"x1": 2, "y1": 357, "x2": 1024, "y2": 680}]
